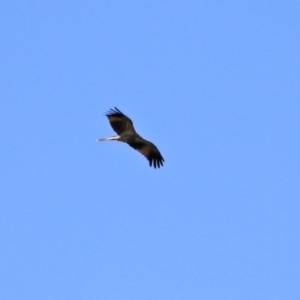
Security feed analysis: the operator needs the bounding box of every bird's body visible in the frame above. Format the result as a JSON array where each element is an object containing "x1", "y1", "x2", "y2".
[
  {"x1": 98, "y1": 131, "x2": 144, "y2": 145},
  {"x1": 97, "y1": 107, "x2": 164, "y2": 168}
]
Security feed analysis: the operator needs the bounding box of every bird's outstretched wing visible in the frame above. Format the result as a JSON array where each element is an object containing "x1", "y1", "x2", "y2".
[
  {"x1": 106, "y1": 107, "x2": 136, "y2": 134},
  {"x1": 128, "y1": 139, "x2": 165, "y2": 169}
]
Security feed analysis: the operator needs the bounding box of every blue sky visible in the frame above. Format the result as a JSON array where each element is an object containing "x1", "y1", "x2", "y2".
[{"x1": 1, "y1": 1, "x2": 299, "y2": 299}]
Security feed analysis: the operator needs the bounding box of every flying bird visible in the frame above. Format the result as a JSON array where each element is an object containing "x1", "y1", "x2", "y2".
[{"x1": 97, "y1": 107, "x2": 164, "y2": 168}]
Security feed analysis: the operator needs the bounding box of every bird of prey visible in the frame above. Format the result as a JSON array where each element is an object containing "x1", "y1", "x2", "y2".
[{"x1": 97, "y1": 107, "x2": 164, "y2": 168}]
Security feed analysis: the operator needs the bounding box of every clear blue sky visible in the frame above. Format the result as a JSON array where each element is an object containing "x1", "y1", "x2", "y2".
[{"x1": 1, "y1": 1, "x2": 299, "y2": 299}]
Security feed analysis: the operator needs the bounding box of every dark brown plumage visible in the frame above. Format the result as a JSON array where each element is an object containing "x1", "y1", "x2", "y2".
[{"x1": 97, "y1": 107, "x2": 164, "y2": 168}]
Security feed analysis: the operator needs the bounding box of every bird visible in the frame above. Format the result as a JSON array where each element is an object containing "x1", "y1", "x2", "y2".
[{"x1": 97, "y1": 107, "x2": 164, "y2": 168}]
